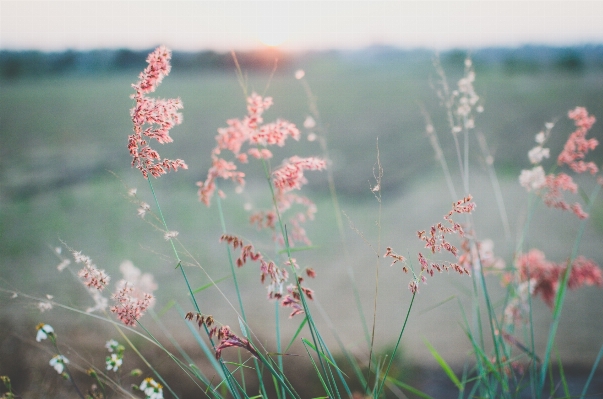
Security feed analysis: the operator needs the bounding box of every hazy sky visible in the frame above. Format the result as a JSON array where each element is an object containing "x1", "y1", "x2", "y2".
[{"x1": 2, "y1": 1, "x2": 603, "y2": 52}]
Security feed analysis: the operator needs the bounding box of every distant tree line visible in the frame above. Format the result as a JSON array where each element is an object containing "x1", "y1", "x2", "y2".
[
  {"x1": 1, "y1": 45, "x2": 602, "y2": 79},
  {"x1": 0, "y1": 48, "x2": 294, "y2": 79}
]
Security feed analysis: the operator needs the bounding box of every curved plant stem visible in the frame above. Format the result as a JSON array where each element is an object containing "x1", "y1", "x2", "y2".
[{"x1": 146, "y1": 176, "x2": 241, "y2": 398}]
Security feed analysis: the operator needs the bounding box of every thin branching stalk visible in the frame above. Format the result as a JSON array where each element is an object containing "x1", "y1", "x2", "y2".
[{"x1": 367, "y1": 139, "x2": 384, "y2": 389}]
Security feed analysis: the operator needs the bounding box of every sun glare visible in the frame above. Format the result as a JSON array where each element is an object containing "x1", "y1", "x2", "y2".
[{"x1": 257, "y1": 23, "x2": 289, "y2": 48}]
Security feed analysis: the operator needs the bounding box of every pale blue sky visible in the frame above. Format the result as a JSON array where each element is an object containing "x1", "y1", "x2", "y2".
[{"x1": 2, "y1": 1, "x2": 603, "y2": 51}]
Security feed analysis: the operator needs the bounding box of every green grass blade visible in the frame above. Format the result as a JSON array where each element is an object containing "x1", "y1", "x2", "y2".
[
  {"x1": 301, "y1": 338, "x2": 349, "y2": 378},
  {"x1": 285, "y1": 316, "x2": 308, "y2": 353},
  {"x1": 302, "y1": 340, "x2": 332, "y2": 398},
  {"x1": 424, "y1": 339, "x2": 463, "y2": 391},
  {"x1": 277, "y1": 245, "x2": 319, "y2": 254},
  {"x1": 556, "y1": 350, "x2": 570, "y2": 398},
  {"x1": 386, "y1": 377, "x2": 436, "y2": 399},
  {"x1": 192, "y1": 275, "x2": 231, "y2": 294},
  {"x1": 538, "y1": 183, "x2": 601, "y2": 396},
  {"x1": 580, "y1": 341, "x2": 603, "y2": 398}
]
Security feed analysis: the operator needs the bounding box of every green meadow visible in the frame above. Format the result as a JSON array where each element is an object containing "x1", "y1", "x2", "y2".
[{"x1": 2, "y1": 50, "x2": 603, "y2": 397}]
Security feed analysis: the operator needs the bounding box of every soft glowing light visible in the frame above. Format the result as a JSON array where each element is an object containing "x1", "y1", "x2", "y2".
[{"x1": 257, "y1": 18, "x2": 290, "y2": 47}]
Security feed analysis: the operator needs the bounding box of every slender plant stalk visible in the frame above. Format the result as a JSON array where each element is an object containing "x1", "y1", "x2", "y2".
[
  {"x1": 538, "y1": 183, "x2": 601, "y2": 396},
  {"x1": 215, "y1": 188, "x2": 270, "y2": 398},
  {"x1": 374, "y1": 293, "x2": 416, "y2": 398},
  {"x1": 367, "y1": 139, "x2": 384, "y2": 388},
  {"x1": 580, "y1": 342, "x2": 603, "y2": 399},
  {"x1": 146, "y1": 176, "x2": 241, "y2": 398},
  {"x1": 257, "y1": 156, "x2": 337, "y2": 397}
]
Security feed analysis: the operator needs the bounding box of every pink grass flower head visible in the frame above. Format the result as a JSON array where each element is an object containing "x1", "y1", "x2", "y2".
[
  {"x1": 559, "y1": 107, "x2": 599, "y2": 174},
  {"x1": 272, "y1": 156, "x2": 326, "y2": 192},
  {"x1": 214, "y1": 326, "x2": 259, "y2": 360},
  {"x1": 197, "y1": 92, "x2": 304, "y2": 206},
  {"x1": 198, "y1": 93, "x2": 325, "y2": 246},
  {"x1": 514, "y1": 249, "x2": 603, "y2": 308},
  {"x1": 390, "y1": 196, "x2": 475, "y2": 293},
  {"x1": 281, "y1": 278, "x2": 314, "y2": 318},
  {"x1": 110, "y1": 261, "x2": 157, "y2": 326},
  {"x1": 110, "y1": 282, "x2": 153, "y2": 327},
  {"x1": 71, "y1": 249, "x2": 110, "y2": 291},
  {"x1": 129, "y1": 46, "x2": 187, "y2": 178},
  {"x1": 520, "y1": 107, "x2": 600, "y2": 219}
]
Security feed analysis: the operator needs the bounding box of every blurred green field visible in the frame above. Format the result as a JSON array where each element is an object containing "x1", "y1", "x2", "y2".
[{"x1": 2, "y1": 52, "x2": 603, "y2": 397}]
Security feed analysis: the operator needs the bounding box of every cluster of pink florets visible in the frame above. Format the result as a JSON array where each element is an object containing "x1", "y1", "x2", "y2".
[
  {"x1": 213, "y1": 325, "x2": 259, "y2": 360},
  {"x1": 128, "y1": 45, "x2": 187, "y2": 178},
  {"x1": 71, "y1": 250, "x2": 110, "y2": 291},
  {"x1": 272, "y1": 156, "x2": 326, "y2": 192},
  {"x1": 385, "y1": 195, "x2": 475, "y2": 294},
  {"x1": 219, "y1": 234, "x2": 315, "y2": 317},
  {"x1": 511, "y1": 249, "x2": 602, "y2": 309},
  {"x1": 110, "y1": 282, "x2": 153, "y2": 327},
  {"x1": 197, "y1": 92, "x2": 325, "y2": 246},
  {"x1": 520, "y1": 106, "x2": 600, "y2": 219},
  {"x1": 559, "y1": 107, "x2": 599, "y2": 174}
]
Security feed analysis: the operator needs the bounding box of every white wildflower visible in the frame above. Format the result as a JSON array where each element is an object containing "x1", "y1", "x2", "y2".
[
  {"x1": 535, "y1": 131, "x2": 546, "y2": 144},
  {"x1": 519, "y1": 166, "x2": 546, "y2": 191},
  {"x1": 105, "y1": 339, "x2": 119, "y2": 352},
  {"x1": 49, "y1": 355, "x2": 69, "y2": 374},
  {"x1": 140, "y1": 377, "x2": 164, "y2": 399},
  {"x1": 35, "y1": 323, "x2": 54, "y2": 342},
  {"x1": 106, "y1": 353, "x2": 123, "y2": 372},
  {"x1": 528, "y1": 146, "x2": 550, "y2": 164}
]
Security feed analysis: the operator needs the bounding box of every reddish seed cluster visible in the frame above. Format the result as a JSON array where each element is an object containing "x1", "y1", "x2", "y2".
[
  {"x1": 78, "y1": 265, "x2": 110, "y2": 291},
  {"x1": 386, "y1": 196, "x2": 474, "y2": 294},
  {"x1": 219, "y1": 234, "x2": 314, "y2": 314},
  {"x1": 197, "y1": 93, "x2": 302, "y2": 206},
  {"x1": 71, "y1": 250, "x2": 110, "y2": 291},
  {"x1": 520, "y1": 107, "x2": 600, "y2": 219},
  {"x1": 416, "y1": 195, "x2": 475, "y2": 275},
  {"x1": 197, "y1": 94, "x2": 325, "y2": 246},
  {"x1": 185, "y1": 311, "x2": 214, "y2": 330},
  {"x1": 272, "y1": 156, "x2": 326, "y2": 192},
  {"x1": 281, "y1": 278, "x2": 314, "y2": 318},
  {"x1": 220, "y1": 234, "x2": 262, "y2": 267},
  {"x1": 128, "y1": 46, "x2": 187, "y2": 178},
  {"x1": 184, "y1": 313, "x2": 258, "y2": 360},
  {"x1": 559, "y1": 107, "x2": 599, "y2": 174},
  {"x1": 213, "y1": 325, "x2": 259, "y2": 360},
  {"x1": 110, "y1": 283, "x2": 153, "y2": 327},
  {"x1": 384, "y1": 247, "x2": 407, "y2": 270},
  {"x1": 541, "y1": 173, "x2": 588, "y2": 219},
  {"x1": 513, "y1": 249, "x2": 603, "y2": 308},
  {"x1": 260, "y1": 260, "x2": 289, "y2": 299}
]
